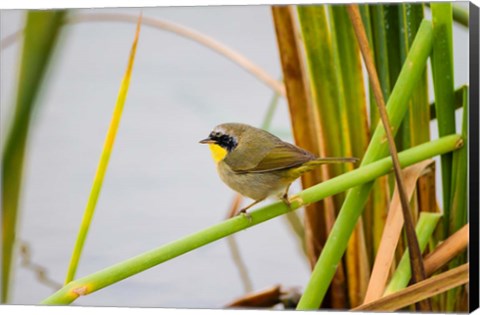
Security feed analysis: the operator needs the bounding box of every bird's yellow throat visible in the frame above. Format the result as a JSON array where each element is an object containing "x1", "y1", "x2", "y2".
[{"x1": 208, "y1": 144, "x2": 228, "y2": 163}]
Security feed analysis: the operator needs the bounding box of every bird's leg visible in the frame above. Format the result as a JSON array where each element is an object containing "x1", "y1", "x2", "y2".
[
  {"x1": 280, "y1": 183, "x2": 292, "y2": 208},
  {"x1": 236, "y1": 199, "x2": 264, "y2": 221}
]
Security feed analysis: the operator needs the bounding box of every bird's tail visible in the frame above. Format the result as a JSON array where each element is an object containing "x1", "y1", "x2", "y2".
[
  {"x1": 306, "y1": 157, "x2": 359, "y2": 166},
  {"x1": 286, "y1": 156, "x2": 358, "y2": 179}
]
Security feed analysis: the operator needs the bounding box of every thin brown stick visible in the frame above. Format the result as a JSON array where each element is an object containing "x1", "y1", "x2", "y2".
[
  {"x1": 424, "y1": 223, "x2": 469, "y2": 276},
  {"x1": 347, "y1": 5, "x2": 430, "y2": 311},
  {"x1": 19, "y1": 241, "x2": 62, "y2": 291},
  {"x1": 0, "y1": 30, "x2": 20, "y2": 50},
  {"x1": 225, "y1": 194, "x2": 253, "y2": 293},
  {"x1": 354, "y1": 263, "x2": 469, "y2": 311},
  {"x1": 283, "y1": 211, "x2": 307, "y2": 256},
  {"x1": 227, "y1": 194, "x2": 243, "y2": 219}
]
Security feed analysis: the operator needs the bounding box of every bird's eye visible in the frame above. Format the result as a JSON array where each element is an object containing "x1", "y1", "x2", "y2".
[{"x1": 217, "y1": 134, "x2": 237, "y2": 152}]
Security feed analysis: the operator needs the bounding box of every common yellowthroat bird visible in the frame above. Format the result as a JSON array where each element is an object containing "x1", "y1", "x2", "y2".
[{"x1": 200, "y1": 123, "x2": 358, "y2": 216}]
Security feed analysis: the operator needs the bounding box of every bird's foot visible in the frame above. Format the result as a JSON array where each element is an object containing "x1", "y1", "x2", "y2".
[
  {"x1": 281, "y1": 194, "x2": 303, "y2": 209},
  {"x1": 237, "y1": 208, "x2": 252, "y2": 223},
  {"x1": 281, "y1": 194, "x2": 292, "y2": 209}
]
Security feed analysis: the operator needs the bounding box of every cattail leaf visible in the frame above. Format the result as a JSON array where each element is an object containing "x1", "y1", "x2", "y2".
[
  {"x1": 1, "y1": 10, "x2": 66, "y2": 303},
  {"x1": 64, "y1": 14, "x2": 142, "y2": 284},
  {"x1": 384, "y1": 212, "x2": 442, "y2": 295}
]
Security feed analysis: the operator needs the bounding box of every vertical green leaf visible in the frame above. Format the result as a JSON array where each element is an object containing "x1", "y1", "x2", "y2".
[
  {"x1": 64, "y1": 15, "x2": 142, "y2": 284},
  {"x1": 431, "y1": 3, "x2": 455, "y2": 236},
  {"x1": 397, "y1": 5, "x2": 435, "y2": 249},
  {"x1": 330, "y1": 5, "x2": 371, "y2": 307},
  {"x1": 369, "y1": 4, "x2": 391, "y2": 109},
  {"x1": 369, "y1": 4, "x2": 399, "y2": 205},
  {"x1": 297, "y1": 5, "x2": 349, "y2": 179},
  {"x1": 330, "y1": 5, "x2": 369, "y2": 161},
  {"x1": 398, "y1": 4, "x2": 429, "y2": 150},
  {"x1": 358, "y1": 4, "x2": 390, "y2": 262},
  {"x1": 1, "y1": 10, "x2": 66, "y2": 303},
  {"x1": 446, "y1": 86, "x2": 468, "y2": 311},
  {"x1": 271, "y1": 10, "x2": 337, "y2": 304},
  {"x1": 449, "y1": 87, "x2": 468, "y2": 237},
  {"x1": 358, "y1": 4, "x2": 376, "y2": 128},
  {"x1": 384, "y1": 5, "x2": 403, "y2": 90},
  {"x1": 278, "y1": 7, "x2": 345, "y2": 307}
]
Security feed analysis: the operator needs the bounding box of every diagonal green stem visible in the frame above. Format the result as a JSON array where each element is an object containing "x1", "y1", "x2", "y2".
[
  {"x1": 452, "y1": 4, "x2": 469, "y2": 27},
  {"x1": 40, "y1": 134, "x2": 462, "y2": 305},
  {"x1": 64, "y1": 17, "x2": 142, "y2": 284}
]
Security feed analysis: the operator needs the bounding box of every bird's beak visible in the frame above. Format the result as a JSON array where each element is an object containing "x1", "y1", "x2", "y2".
[{"x1": 199, "y1": 138, "x2": 216, "y2": 144}]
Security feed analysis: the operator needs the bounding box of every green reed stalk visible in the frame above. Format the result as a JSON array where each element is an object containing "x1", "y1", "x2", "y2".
[
  {"x1": 64, "y1": 17, "x2": 142, "y2": 284},
  {"x1": 398, "y1": 4, "x2": 429, "y2": 150},
  {"x1": 367, "y1": 5, "x2": 397, "y2": 256},
  {"x1": 369, "y1": 4, "x2": 391, "y2": 111},
  {"x1": 330, "y1": 5, "x2": 369, "y2": 161},
  {"x1": 297, "y1": 6, "x2": 351, "y2": 306},
  {"x1": 446, "y1": 86, "x2": 469, "y2": 311},
  {"x1": 431, "y1": 3, "x2": 456, "y2": 237},
  {"x1": 449, "y1": 86, "x2": 468, "y2": 237},
  {"x1": 41, "y1": 134, "x2": 461, "y2": 305},
  {"x1": 297, "y1": 5, "x2": 351, "y2": 188},
  {"x1": 358, "y1": 4, "x2": 389, "y2": 261},
  {"x1": 384, "y1": 4, "x2": 403, "y2": 92},
  {"x1": 297, "y1": 5, "x2": 347, "y2": 178},
  {"x1": 452, "y1": 4, "x2": 469, "y2": 27},
  {"x1": 1, "y1": 10, "x2": 66, "y2": 303},
  {"x1": 330, "y1": 5, "x2": 370, "y2": 307}
]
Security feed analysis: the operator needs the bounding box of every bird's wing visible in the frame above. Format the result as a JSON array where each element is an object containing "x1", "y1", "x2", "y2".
[{"x1": 233, "y1": 142, "x2": 315, "y2": 173}]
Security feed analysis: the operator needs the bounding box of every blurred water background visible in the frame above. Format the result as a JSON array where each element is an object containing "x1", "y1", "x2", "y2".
[{"x1": 0, "y1": 4, "x2": 469, "y2": 308}]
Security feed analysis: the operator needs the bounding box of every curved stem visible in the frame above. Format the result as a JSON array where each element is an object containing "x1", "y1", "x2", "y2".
[
  {"x1": 1, "y1": 13, "x2": 286, "y2": 97},
  {"x1": 69, "y1": 13, "x2": 286, "y2": 97}
]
